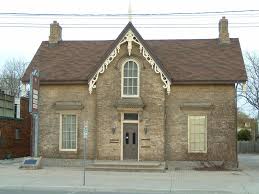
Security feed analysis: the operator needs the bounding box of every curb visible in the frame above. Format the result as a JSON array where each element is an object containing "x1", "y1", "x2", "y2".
[
  {"x1": 0, "y1": 185, "x2": 171, "y2": 193},
  {"x1": 0, "y1": 185, "x2": 243, "y2": 194},
  {"x1": 0, "y1": 158, "x2": 24, "y2": 165}
]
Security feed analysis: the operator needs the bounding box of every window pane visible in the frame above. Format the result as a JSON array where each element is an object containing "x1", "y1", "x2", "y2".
[
  {"x1": 195, "y1": 134, "x2": 199, "y2": 142},
  {"x1": 128, "y1": 78, "x2": 133, "y2": 86},
  {"x1": 124, "y1": 113, "x2": 138, "y2": 120},
  {"x1": 129, "y1": 68, "x2": 133, "y2": 77},
  {"x1": 132, "y1": 69, "x2": 138, "y2": 77},
  {"x1": 200, "y1": 134, "x2": 204, "y2": 142},
  {"x1": 125, "y1": 62, "x2": 129, "y2": 70},
  {"x1": 133, "y1": 62, "x2": 137, "y2": 70},
  {"x1": 124, "y1": 68, "x2": 127, "y2": 77},
  {"x1": 191, "y1": 143, "x2": 195, "y2": 150},
  {"x1": 133, "y1": 78, "x2": 137, "y2": 87},
  {"x1": 128, "y1": 87, "x2": 132, "y2": 95},
  {"x1": 190, "y1": 135, "x2": 194, "y2": 143},
  {"x1": 133, "y1": 87, "x2": 137, "y2": 95},
  {"x1": 200, "y1": 142, "x2": 205, "y2": 151},
  {"x1": 124, "y1": 78, "x2": 128, "y2": 87},
  {"x1": 195, "y1": 143, "x2": 199, "y2": 151}
]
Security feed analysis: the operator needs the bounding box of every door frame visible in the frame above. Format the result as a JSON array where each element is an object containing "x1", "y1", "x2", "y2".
[{"x1": 120, "y1": 112, "x2": 139, "y2": 161}]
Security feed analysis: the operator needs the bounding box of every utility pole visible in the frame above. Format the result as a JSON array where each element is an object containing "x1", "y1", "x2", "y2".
[
  {"x1": 83, "y1": 121, "x2": 88, "y2": 186},
  {"x1": 29, "y1": 69, "x2": 39, "y2": 157}
]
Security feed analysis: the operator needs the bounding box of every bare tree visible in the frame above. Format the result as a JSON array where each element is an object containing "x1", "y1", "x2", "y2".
[
  {"x1": 0, "y1": 58, "x2": 27, "y2": 97},
  {"x1": 241, "y1": 52, "x2": 259, "y2": 138}
]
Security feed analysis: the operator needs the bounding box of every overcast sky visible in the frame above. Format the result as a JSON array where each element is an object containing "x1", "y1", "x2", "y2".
[
  {"x1": 0, "y1": 0, "x2": 258, "y2": 114},
  {"x1": 0, "y1": 0, "x2": 259, "y2": 66}
]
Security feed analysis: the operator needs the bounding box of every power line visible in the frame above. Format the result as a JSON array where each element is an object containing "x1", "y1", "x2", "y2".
[
  {"x1": 0, "y1": 22, "x2": 258, "y2": 26},
  {"x1": 1, "y1": 14, "x2": 259, "y2": 20},
  {"x1": 0, "y1": 9, "x2": 259, "y2": 17},
  {"x1": 0, "y1": 25, "x2": 258, "y2": 29}
]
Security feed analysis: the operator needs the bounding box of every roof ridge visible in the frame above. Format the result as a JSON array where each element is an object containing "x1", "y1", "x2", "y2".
[{"x1": 42, "y1": 38, "x2": 239, "y2": 43}]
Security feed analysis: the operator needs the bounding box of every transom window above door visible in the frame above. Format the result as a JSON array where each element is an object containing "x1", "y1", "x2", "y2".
[
  {"x1": 124, "y1": 113, "x2": 138, "y2": 120},
  {"x1": 122, "y1": 60, "x2": 139, "y2": 97}
]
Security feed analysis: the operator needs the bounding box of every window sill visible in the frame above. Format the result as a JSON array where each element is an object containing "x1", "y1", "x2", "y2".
[
  {"x1": 59, "y1": 149, "x2": 77, "y2": 152},
  {"x1": 122, "y1": 95, "x2": 139, "y2": 98},
  {"x1": 188, "y1": 151, "x2": 207, "y2": 154}
]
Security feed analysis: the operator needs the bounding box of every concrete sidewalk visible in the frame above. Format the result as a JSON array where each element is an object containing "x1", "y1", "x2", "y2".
[{"x1": 0, "y1": 161, "x2": 259, "y2": 194}]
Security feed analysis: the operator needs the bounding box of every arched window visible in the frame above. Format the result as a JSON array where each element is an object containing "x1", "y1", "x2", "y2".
[{"x1": 122, "y1": 60, "x2": 139, "y2": 97}]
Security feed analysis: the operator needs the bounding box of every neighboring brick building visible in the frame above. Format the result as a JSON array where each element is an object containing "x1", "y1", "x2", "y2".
[
  {"x1": 22, "y1": 17, "x2": 247, "y2": 168},
  {"x1": 0, "y1": 91, "x2": 31, "y2": 159}
]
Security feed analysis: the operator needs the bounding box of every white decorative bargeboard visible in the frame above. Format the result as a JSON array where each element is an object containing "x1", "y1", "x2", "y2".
[{"x1": 88, "y1": 30, "x2": 171, "y2": 94}]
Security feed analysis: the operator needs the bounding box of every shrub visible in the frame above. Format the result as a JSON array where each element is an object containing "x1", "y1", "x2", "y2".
[{"x1": 238, "y1": 129, "x2": 251, "y2": 141}]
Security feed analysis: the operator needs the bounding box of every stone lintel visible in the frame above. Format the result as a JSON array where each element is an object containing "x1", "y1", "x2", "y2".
[
  {"x1": 114, "y1": 97, "x2": 145, "y2": 110},
  {"x1": 54, "y1": 101, "x2": 84, "y2": 110},
  {"x1": 180, "y1": 103, "x2": 214, "y2": 111}
]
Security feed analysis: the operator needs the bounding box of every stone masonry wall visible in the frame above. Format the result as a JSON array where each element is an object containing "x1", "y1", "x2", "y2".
[
  {"x1": 39, "y1": 85, "x2": 96, "y2": 159},
  {"x1": 95, "y1": 43, "x2": 165, "y2": 161},
  {"x1": 165, "y1": 85, "x2": 237, "y2": 165},
  {"x1": 38, "y1": 47, "x2": 237, "y2": 164}
]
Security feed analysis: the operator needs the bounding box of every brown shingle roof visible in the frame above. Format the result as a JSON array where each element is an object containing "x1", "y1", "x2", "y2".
[
  {"x1": 147, "y1": 39, "x2": 247, "y2": 82},
  {"x1": 22, "y1": 40, "x2": 113, "y2": 83},
  {"x1": 22, "y1": 30, "x2": 247, "y2": 84}
]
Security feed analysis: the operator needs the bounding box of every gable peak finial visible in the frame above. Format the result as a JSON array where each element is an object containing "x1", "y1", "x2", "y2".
[{"x1": 128, "y1": 0, "x2": 132, "y2": 22}]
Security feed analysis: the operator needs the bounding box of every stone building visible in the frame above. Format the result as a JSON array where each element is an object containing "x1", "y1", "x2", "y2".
[{"x1": 22, "y1": 17, "x2": 247, "y2": 168}]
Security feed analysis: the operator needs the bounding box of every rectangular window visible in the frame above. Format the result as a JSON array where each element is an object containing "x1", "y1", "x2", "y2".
[
  {"x1": 60, "y1": 114, "x2": 77, "y2": 151},
  {"x1": 15, "y1": 129, "x2": 20, "y2": 140},
  {"x1": 188, "y1": 115, "x2": 207, "y2": 153}
]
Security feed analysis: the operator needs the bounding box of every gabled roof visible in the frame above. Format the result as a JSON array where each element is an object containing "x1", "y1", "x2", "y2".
[
  {"x1": 87, "y1": 22, "x2": 172, "y2": 94},
  {"x1": 87, "y1": 22, "x2": 171, "y2": 83},
  {"x1": 22, "y1": 22, "x2": 247, "y2": 85}
]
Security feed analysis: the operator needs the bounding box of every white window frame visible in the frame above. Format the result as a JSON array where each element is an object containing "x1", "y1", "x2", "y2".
[
  {"x1": 121, "y1": 59, "x2": 140, "y2": 98},
  {"x1": 188, "y1": 115, "x2": 207, "y2": 153},
  {"x1": 59, "y1": 112, "x2": 78, "y2": 152}
]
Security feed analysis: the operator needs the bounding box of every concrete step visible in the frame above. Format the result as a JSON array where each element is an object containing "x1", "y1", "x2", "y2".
[
  {"x1": 85, "y1": 161, "x2": 166, "y2": 172},
  {"x1": 85, "y1": 166, "x2": 165, "y2": 172}
]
